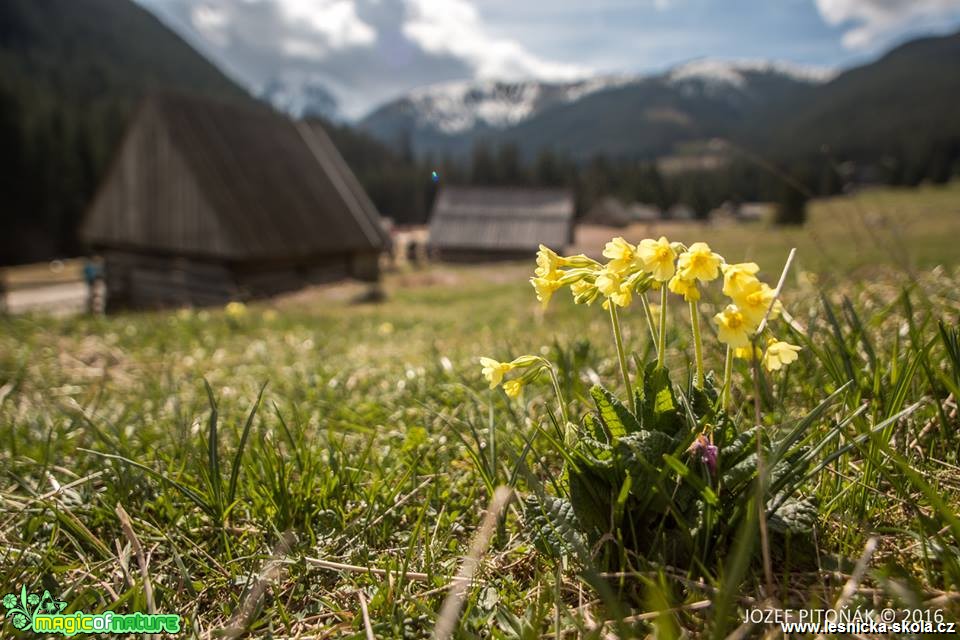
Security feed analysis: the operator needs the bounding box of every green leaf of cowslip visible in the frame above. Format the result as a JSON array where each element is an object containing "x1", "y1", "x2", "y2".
[{"x1": 591, "y1": 384, "x2": 641, "y2": 438}]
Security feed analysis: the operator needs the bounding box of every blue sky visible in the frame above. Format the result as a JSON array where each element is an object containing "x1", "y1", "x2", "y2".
[{"x1": 136, "y1": 0, "x2": 960, "y2": 118}]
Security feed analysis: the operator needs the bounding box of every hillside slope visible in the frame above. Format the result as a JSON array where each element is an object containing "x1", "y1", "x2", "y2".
[
  {"x1": 759, "y1": 31, "x2": 960, "y2": 183},
  {"x1": 0, "y1": 0, "x2": 251, "y2": 264}
]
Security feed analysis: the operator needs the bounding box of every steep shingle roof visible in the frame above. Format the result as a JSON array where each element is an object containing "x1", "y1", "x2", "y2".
[{"x1": 83, "y1": 93, "x2": 388, "y2": 260}]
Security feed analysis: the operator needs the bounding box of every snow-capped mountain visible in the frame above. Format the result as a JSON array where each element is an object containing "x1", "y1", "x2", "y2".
[
  {"x1": 667, "y1": 59, "x2": 836, "y2": 89},
  {"x1": 398, "y1": 76, "x2": 635, "y2": 135},
  {"x1": 358, "y1": 59, "x2": 835, "y2": 160}
]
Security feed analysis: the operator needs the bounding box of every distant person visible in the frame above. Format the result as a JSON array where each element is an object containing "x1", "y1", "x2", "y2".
[{"x1": 84, "y1": 258, "x2": 105, "y2": 314}]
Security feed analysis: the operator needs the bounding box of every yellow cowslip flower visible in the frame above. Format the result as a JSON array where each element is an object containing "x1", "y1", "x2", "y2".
[
  {"x1": 734, "y1": 280, "x2": 776, "y2": 327},
  {"x1": 637, "y1": 236, "x2": 677, "y2": 282},
  {"x1": 570, "y1": 279, "x2": 600, "y2": 305},
  {"x1": 714, "y1": 304, "x2": 752, "y2": 348},
  {"x1": 595, "y1": 267, "x2": 620, "y2": 297},
  {"x1": 530, "y1": 275, "x2": 562, "y2": 308},
  {"x1": 480, "y1": 357, "x2": 513, "y2": 388},
  {"x1": 763, "y1": 338, "x2": 801, "y2": 371},
  {"x1": 509, "y1": 355, "x2": 542, "y2": 368},
  {"x1": 535, "y1": 244, "x2": 565, "y2": 278},
  {"x1": 225, "y1": 301, "x2": 247, "y2": 318},
  {"x1": 503, "y1": 379, "x2": 524, "y2": 398},
  {"x1": 677, "y1": 242, "x2": 722, "y2": 283},
  {"x1": 564, "y1": 254, "x2": 601, "y2": 269},
  {"x1": 596, "y1": 268, "x2": 632, "y2": 308},
  {"x1": 721, "y1": 262, "x2": 760, "y2": 298},
  {"x1": 603, "y1": 237, "x2": 640, "y2": 275},
  {"x1": 734, "y1": 345, "x2": 763, "y2": 360},
  {"x1": 610, "y1": 284, "x2": 632, "y2": 308},
  {"x1": 667, "y1": 274, "x2": 700, "y2": 302}
]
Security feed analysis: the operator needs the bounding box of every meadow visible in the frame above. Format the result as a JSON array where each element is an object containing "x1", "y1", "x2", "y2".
[{"x1": 2, "y1": 183, "x2": 960, "y2": 638}]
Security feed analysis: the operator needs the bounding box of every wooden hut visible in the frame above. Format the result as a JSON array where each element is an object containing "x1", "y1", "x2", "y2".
[
  {"x1": 81, "y1": 93, "x2": 388, "y2": 309},
  {"x1": 428, "y1": 186, "x2": 574, "y2": 262},
  {"x1": 582, "y1": 197, "x2": 631, "y2": 228}
]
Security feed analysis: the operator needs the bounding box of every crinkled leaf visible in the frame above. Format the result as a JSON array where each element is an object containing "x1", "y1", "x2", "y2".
[
  {"x1": 524, "y1": 494, "x2": 587, "y2": 557},
  {"x1": 640, "y1": 362, "x2": 682, "y2": 435},
  {"x1": 591, "y1": 384, "x2": 641, "y2": 438},
  {"x1": 720, "y1": 426, "x2": 760, "y2": 470},
  {"x1": 721, "y1": 453, "x2": 758, "y2": 492},
  {"x1": 616, "y1": 430, "x2": 678, "y2": 479},
  {"x1": 583, "y1": 412, "x2": 609, "y2": 444},
  {"x1": 568, "y1": 463, "x2": 614, "y2": 538},
  {"x1": 768, "y1": 495, "x2": 818, "y2": 535},
  {"x1": 722, "y1": 447, "x2": 809, "y2": 496},
  {"x1": 690, "y1": 370, "x2": 720, "y2": 418}
]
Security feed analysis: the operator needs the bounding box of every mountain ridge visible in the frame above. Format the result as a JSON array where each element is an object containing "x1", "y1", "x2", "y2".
[{"x1": 358, "y1": 58, "x2": 835, "y2": 160}]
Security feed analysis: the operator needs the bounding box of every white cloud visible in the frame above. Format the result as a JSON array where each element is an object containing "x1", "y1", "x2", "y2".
[
  {"x1": 190, "y1": 5, "x2": 230, "y2": 47},
  {"x1": 189, "y1": 0, "x2": 375, "y2": 61},
  {"x1": 814, "y1": 0, "x2": 960, "y2": 49},
  {"x1": 402, "y1": 0, "x2": 589, "y2": 80},
  {"x1": 276, "y1": 0, "x2": 376, "y2": 49}
]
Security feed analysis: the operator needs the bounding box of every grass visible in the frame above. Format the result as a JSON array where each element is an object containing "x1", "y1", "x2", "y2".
[
  {"x1": 579, "y1": 181, "x2": 960, "y2": 277},
  {"x1": 2, "y1": 183, "x2": 960, "y2": 637}
]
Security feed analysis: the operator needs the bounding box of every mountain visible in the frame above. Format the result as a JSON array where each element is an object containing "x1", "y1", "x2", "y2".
[
  {"x1": 359, "y1": 60, "x2": 834, "y2": 161},
  {"x1": 259, "y1": 77, "x2": 342, "y2": 121},
  {"x1": 359, "y1": 76, "x2": 634, "y2": 152},
  {"x1": 759, "y1": 30, "x2": 960, "y2": 183},
  {"x1": 0, "y1": 0, "x2": 251, "y2": 264}
]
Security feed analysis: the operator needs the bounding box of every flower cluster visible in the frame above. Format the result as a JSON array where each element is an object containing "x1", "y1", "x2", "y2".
[
  {"x1": 715, "y1": 261, "x2": 799, "y2": 369},
  {"x1": 527, "y1": 238, "x2": 800, "y2": 372},
  {"x1": 480, "y1": 237, "x2": 801, "y2": 422},
  {"x1": 480, "y1": 355, "x2": 551, "y2": 399}
]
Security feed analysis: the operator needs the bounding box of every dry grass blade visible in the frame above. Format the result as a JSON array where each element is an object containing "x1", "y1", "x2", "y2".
[
  {"x1": 218, "y1": 530, "x2": 296, "y2": 640},
  {"x1": 305, "y1": 556, "x2": 464, "y2": 583},
  {"x1": 358, "y1": 590, "x2": 376, "y2": 640},
  {"x1": 115, "y1": 503, "x2": 155, "y2": 615},
  {"x1": 814, "y1": 536, "x2": 877, "y2": 640},
  {"x1": 432, "y1": 486, "x2": 513, "y2": 640}
]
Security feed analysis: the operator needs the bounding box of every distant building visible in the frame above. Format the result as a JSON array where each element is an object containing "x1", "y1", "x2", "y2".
[
  {"x1": 81, "y1": 93, "x2": 388, "y2": 309},
  {"x1": 627, "y1": 202, "x2": 663, "y2": 222},
  {"x1": 428, "y1": 186, "x2": 575, "y2": 261},
  {"x1": 668, "y1": 204, "x2": 696, "y2": 221},
  {"x1": 736, "y1": 202, "x2": 774, "y2": 222},
  {"x1": 582, "y1": 197, "x2": 631, "y2": 228}
]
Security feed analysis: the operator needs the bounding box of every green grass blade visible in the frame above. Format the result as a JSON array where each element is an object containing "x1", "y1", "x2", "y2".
[{"x1": 227, "y1": 381, "x2": 267, "y2": 506}]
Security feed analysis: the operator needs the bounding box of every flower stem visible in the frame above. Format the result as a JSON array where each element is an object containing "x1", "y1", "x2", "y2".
[
  {"x1": 689, "y1": 299, "x2": 704, "y2": 390},
  {"x1": 639, "y1": 292, "x2": 659, "y2": 357},
  {"x1": 609, "y1": 302, "x2": 636, "y2": 414},
  {"x1": 544, "y1": 362, "x2": 570, "y2": 432},
  {"x1": 656, "y1": 285, "x2": 668, "y2": 369},
  {"x1": 722, "y1": 345, "x2": 733, "y2": 411}
]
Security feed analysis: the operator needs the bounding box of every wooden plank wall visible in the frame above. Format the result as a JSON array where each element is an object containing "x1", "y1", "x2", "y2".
[{"x1": 105, "y1": 252, "x2": 237, "y2": 309}]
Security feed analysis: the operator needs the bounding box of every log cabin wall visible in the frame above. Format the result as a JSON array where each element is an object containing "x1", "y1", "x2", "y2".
[{"x1": 80, "y1": 93, "x2": 391, "y2": 310}]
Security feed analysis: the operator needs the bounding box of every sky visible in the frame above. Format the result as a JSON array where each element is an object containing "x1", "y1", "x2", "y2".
[{"x1": 134, "y1": 0, "x2": 960, "y2": 119}]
